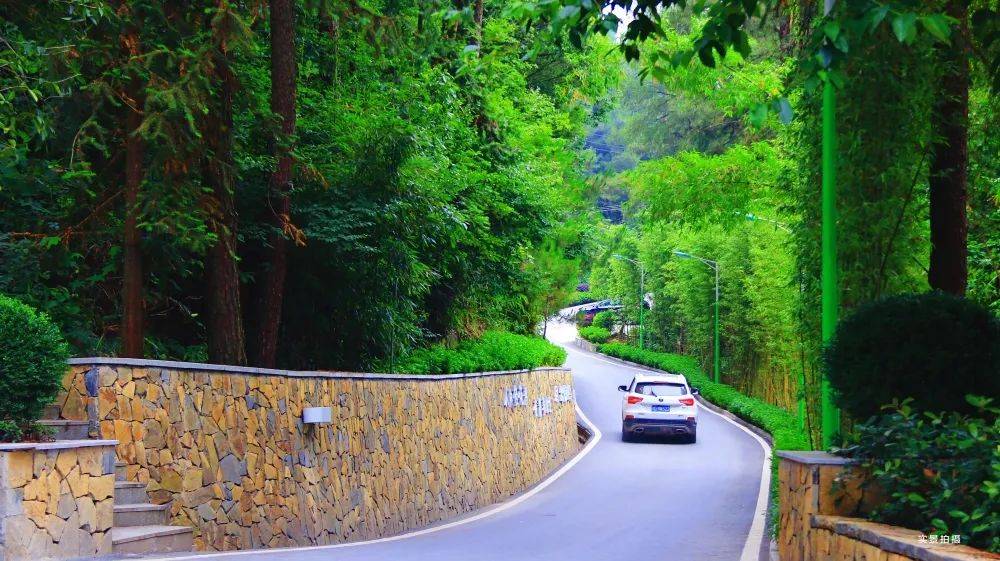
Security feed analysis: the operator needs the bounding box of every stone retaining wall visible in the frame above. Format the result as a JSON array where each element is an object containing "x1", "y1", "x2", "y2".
[
  {"x1": 777, "y1": 451, "x2": 998, "y2": 561},
  {"x1": 57, "y1": 360, "x2": 579, "y2": 551},
  {"x1": 0, "y1": 441, "x2": 117, "y2": 561},
  {"x1": 809, "y1": 516, "x2": 999, "y2": 561}
]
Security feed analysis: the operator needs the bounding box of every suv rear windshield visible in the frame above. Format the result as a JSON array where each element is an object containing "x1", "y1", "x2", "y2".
[{"x1": 633, "y1": 382, "x2": 687, "y2": 396}]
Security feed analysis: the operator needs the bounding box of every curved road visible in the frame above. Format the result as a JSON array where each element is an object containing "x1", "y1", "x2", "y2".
[{"x1": 153, "y1": 320, "x2": 769, "y2": 561}]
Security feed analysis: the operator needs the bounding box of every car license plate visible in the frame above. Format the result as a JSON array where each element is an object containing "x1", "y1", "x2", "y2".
[{"x1": 652, "y1": 405, "x2": 670, "y2": 412}]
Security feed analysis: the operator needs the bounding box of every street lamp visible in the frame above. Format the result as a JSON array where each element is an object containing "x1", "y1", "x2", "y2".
[
  {"x1": 743, "y1": 212, "x2": 791, "y2": 233},
  {"x1": 612, "y1": 254, "x2": 645, "y2": 349},
  {"x1": 741, "y1": 213, "x2": 806, "y2": 431},
  {"x1": 673, "y1": 250, "x2": 720, "y2": 384}
]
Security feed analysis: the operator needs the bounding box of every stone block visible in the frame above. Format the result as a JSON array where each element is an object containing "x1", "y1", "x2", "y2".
[
  {"x1": 55, "y1": 451, "x2": 77, "y2": 477},
  {"x1": 161, "y1": 468, "x2": 183, "y2": 493},
  {"x1": 89, "y1": 475, "x2": 113, "y2": 501},
  {"x1": 6, "y1": 452, "x2": 33, "y2": 489}
]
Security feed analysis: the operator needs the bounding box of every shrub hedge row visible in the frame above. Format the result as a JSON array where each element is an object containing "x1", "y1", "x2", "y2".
[
  {"x1": 578, "y1": 325, "x2": 611, "y2": 344},
  {"x1": 596, "y1": 342, "x2": 810, "y2": 450},
  {"x1": 388, "y1": 331, "x2": 567, "y2": 375},
  {"x1": 0, "y1": 294, "x2": 71, "y2": 442}
]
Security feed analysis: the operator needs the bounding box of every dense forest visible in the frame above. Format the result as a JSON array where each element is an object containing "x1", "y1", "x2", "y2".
[
  {"x1": 1, "y1": 1, "x2": 615, "y2": 370},
  {"x1": 578, "y1": 2, "x2": 998, "y2": 444}
]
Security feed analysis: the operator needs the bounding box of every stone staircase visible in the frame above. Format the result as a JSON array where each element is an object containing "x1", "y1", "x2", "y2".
[
  {"x1": 41, "y1": 405, "x2": 194, "y2": 554},
  {"x1": 110, "y1": 461, "x2": 193, "y2": 555},
  {"x1": 40, "y1": 405, "x2": 89, "y2": 440}
]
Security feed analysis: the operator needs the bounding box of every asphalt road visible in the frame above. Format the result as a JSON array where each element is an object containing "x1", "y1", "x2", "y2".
[{"x1": 151, "y1": 320, "x2": 769, "y2": 561}]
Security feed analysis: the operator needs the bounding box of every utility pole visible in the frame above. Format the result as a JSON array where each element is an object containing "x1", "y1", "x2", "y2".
[
  {"x1": 820, "y1": 0, "x2": 840, "y2": 449},
  {"x1": 673, "y1": 250, "x2": 720, "y2": 384}
]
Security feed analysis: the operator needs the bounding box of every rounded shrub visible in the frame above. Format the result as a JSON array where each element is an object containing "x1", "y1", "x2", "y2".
[
  {"x1": 0, "y1": 295, "x2": 71, "y2": 428},
  {"x1": 825, "y1": 292, "x2": 1000, "y2": 419},
  {"x1": 578, "y1": 325, "x2": 611, "y2": 344},
  {"x1": 592, "y1": 310, "x2": 618, "y2": 330}
]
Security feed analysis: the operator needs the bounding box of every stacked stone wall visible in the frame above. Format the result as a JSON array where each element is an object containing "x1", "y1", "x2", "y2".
[
  {"x1": 57, "y1": 360, "x2": 579, "y2": 551},
  {"x1": 777, "y1": 452, "x2": 997, "y2": 561},
  {"x1": 0, "y1": 442, "x2": 116, "y2": 561}
]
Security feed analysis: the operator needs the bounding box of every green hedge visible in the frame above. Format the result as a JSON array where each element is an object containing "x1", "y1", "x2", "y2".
[
  {"x1": 592, "y1": 310, "x2": 617, "y2": 330},
  {"x1": 387, "y1": 331, "x2": 567, "y2": 375},
  {"x1": 0, "y1": 294, "x2": 70, "y2": 442},
  {"x1": 596, "y1": 342, "x2": 810, "y2": 450},
  {"x1": 578, "y1": 325, "x2": 611, "y2": 344}
]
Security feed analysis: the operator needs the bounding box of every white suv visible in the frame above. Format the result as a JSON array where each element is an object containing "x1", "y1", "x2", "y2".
[{"x1": 618, "y1": 373, "x2": 699, "y2": 443}]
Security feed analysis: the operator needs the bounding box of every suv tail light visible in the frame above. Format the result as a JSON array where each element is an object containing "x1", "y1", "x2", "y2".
[
  {"x1": 627, "y1": 396, "x2": 644, "y2": 405},
  {"x1": 679, "y1": 397, "x2": 695, "y2": 406}
]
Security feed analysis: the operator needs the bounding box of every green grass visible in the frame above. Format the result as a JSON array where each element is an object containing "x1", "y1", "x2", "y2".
[
  {"x1": 578, "y1": 325, "x2": 611, "y2": 344},
  {"x1": 596, "y1": 342, "x2": 809, "y2": 450},
  {"x1": 387, "y1": 331, "x2": 567, "y2": 374}
]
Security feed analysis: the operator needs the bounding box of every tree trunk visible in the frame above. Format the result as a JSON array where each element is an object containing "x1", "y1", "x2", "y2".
[
  {"x1": 256, "y1": 0, "x2": 296, "y2": 368},
  {"x1": 203, "y1": 47, "x2": 248, "y2": 366},
  {"x1": 474, "y1": 0, "x2": 483, "y2": 39},
  {"x1": 121, "y1": 77, "x2": 145, "y2": 358},
  {"x1": 928, "y1": 0, "x2": 970, "y2": 295}
]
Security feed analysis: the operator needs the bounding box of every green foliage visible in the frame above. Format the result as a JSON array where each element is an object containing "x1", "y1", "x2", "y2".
[
  {"x1": 0, "y1": 2, "x2": 614, "y2": 369},
  {"x1": 567, "y1": 291, "x2": 597, "y2": 306},
  {"x1": 578, "y1": 325, "x2": 611, "y2": 344},
  {"x1": 0, "y1": 294, "x2": 71, "y2": 434},
  {"x1": 597, "y1": 342, "x2": 810, "y2": 450},
  {"x1": 592, "y1": 310, "x2": 617, "y2": 330},
  {"x1": 825, "y1": 293, "x2": 1000, "y2": 419},
  {"x1": 839, "y1": 398, "x2": 999, "y2": 552},
  {"x1": 386, "y1": 331, "x2": 567, "y2": 375}
]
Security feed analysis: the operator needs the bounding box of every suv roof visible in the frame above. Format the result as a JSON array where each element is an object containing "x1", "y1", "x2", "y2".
[{"x1": 632, "y1": 372, "x2": 688, "y2": 384}]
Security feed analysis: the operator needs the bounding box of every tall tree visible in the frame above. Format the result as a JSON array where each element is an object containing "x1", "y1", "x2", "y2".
[
  {"x1": 928, "y1": 0, "x2": 971, "y2": 295},
  {"x1": 203, "y1": 3, "x2": 248, "y2": 365},
  {"x1": 120, "y1": 11, "x2": 145, "y2": 358},
  {"x1": 256, "y1": 0, "x2": 297, "y2": 367}
]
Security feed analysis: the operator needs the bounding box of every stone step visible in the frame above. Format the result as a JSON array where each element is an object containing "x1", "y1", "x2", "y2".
[
  {"x1": 112, "y1": 525, "x2": 193, "y2": 555},
  {"x1": 113, "y1": 503, "x2": 170, "y2": 527},
  {"x1": 38, "y1": 419, "x2": 89, "y2": 440},
  {"x1": 114, "y1": 481, "x2": 149, "y2": 505},
  {"x1": 43, "y1": 404, "x2": 61, "y2": 420},
  {"x1": 115, "y1": 461, "x2": 127, "y2": 482}
]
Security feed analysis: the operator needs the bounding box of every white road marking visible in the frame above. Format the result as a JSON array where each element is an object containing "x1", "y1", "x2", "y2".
[
  {"x1": 135, "y1": 402, "x2": 603, "y2": 561},
  {"x1": 566, "y1": 343, "x2": 773, "y2": 561}
]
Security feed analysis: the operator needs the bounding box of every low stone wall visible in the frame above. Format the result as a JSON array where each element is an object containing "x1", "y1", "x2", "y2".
[
  {"x1": 0, "y1": 441, "x2": 117, "y2": 561},
  {"x1": 777, "y1": 451, "x2": 998, "y2": 561},
  {"x1": 809, "y1": 516, "x2": 999, "y2": 561},
  {"x1": 57, "y1": 359, "x2": 579, "y2": 551}
]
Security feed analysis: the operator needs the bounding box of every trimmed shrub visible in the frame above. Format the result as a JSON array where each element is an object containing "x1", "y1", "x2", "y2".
[
  {"x1": 597, "y1": 342, "x2": 810, "y2": 450},
  {"x1": 592, "y1": 310, "x2": 617, "y2": 330},
  {"x1": 825, "y1": 292, "x2": 1000, "y2": 419},
  {"x1": 578, "y1": 325, "x2": 611, "y2": 344},
  {"x1": 839, "y1": 397, "x2": 999, "y2": 552},
  {"x1": 387, "y1": 331, "x2": 566, "y2": 374},
  {"x1": 0, "y1": 294, "x2": 71, "y2": 435}
]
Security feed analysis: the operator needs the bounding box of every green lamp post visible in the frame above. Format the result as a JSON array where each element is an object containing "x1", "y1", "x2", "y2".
[
  {"x1": 673, "y1": 250, "x2": 720, "y2": 384},
  {"x1": 820, "y1": 0, "x2": 841, "y2": 449}
]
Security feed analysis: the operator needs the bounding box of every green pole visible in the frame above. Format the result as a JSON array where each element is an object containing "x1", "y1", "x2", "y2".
[
  {"x1": 638, "y1": 266, "x2": 645, "y2": 349},
  {"x1": 713, "y1": 264, "x2": 720, "y2": 384},
  {"x1": 820, "y1": 76, "x2": 840, "y2": 448}
]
